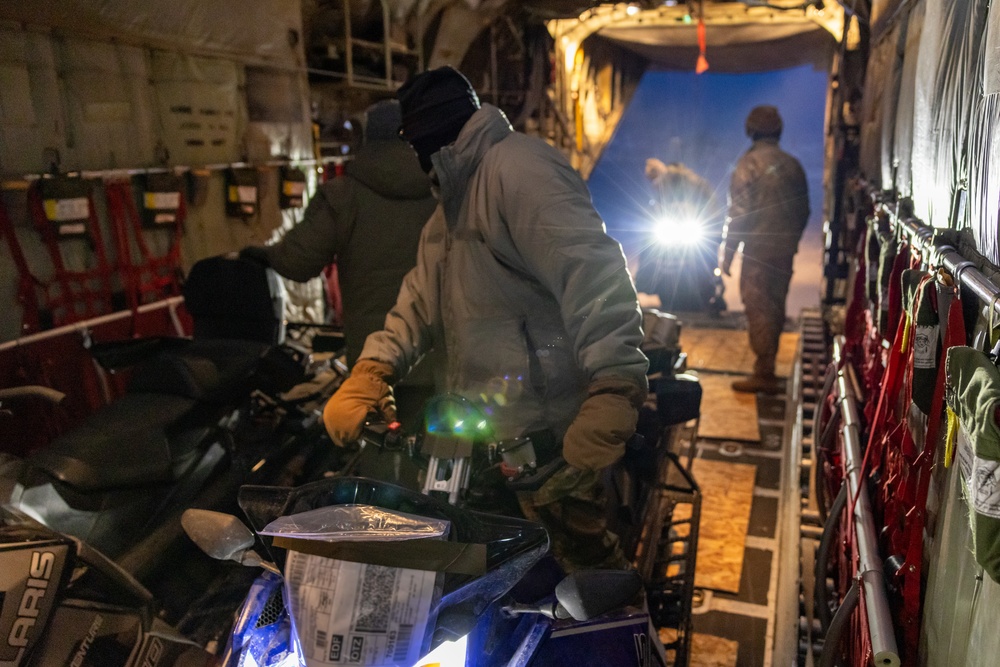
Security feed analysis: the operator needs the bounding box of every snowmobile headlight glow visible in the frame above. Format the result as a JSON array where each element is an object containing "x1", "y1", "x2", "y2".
[
  {"x1": 411, "y1": 634, "x2": 468, "y2": 667},
  {"x1": 653, "y1": 214, "x2": 704, "y2": 246}
]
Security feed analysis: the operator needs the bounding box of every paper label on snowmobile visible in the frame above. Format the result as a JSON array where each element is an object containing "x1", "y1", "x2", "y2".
[
  {"x1": 285, "y1": 552, "x2": 438, "y2": 667},
  {"x1": 912, "y1": 325, "x2": 938, "y2": 369}
]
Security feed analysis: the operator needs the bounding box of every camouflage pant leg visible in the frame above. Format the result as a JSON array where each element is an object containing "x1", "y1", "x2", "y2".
[
  {"x1": 518, "y1": 465, "x2": 629, "y2": 573},
  {"x1": 740, "y1": 254, "x2": 794, "y2": 376}
]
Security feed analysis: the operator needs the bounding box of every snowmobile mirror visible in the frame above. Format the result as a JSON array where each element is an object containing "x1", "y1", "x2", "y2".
[
  {"x1": 181, "y1": 508, "x2": 266, "y2": 567},
  {"x1": 554, "y1": 569, "x2": 643, "y2": 621},
  {"x1": 501, "y1": 569, "x2": 643, "y2": 621}
]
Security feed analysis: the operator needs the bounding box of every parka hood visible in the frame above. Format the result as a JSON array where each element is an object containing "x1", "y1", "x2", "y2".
[
  {"x1": 346, "y1": 139, "x2": 432, "y2": 200},
  {"x1": 433, "y1": 104, "x2": 514, "y2": 226}
]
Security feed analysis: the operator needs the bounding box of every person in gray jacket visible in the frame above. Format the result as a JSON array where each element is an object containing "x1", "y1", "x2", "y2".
[
  {"x1": 721, "y1": 105, "x2": 809, "y2": 394},
  {"x1": 240, "y1": 100, "x2": 438, "y2": 367},
  {"x1": 323, "y1": 67, "x2": 649, "y2": 570}
]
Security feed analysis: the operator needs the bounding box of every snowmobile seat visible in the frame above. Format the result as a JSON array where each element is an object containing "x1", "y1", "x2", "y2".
[
  {"x1": 29, "y1": 393, "x2": 214, "y2": 492},
  {"x1": 28, "y1": 256, "x2": 285, "y2": 493},
  {"x1": 126, "y1": 338, "x2": 270, "y2": 404}
]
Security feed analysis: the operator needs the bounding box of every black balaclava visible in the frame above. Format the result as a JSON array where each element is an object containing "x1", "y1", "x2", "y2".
[{"x1": 397, "y1": 66, "x2": 480, "y2": 173}]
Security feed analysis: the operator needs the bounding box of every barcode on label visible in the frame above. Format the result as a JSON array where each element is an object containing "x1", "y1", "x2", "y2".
[
  {"x1": 287, "y1": 553, "x2": 307, "y2": 588},
  {"x1": 355, "y1": 565, "x2": 397, "y2": 633},
  {"x1": 392, "y1": 625, "x2": 414, "y2": 662},
  {"x1": 316, "y1": 629, "x2": 328, "y2": 649}
]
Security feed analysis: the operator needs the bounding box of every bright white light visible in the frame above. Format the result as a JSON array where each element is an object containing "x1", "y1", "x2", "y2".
[
  {"x1": 411, "y1": 635, "x2": 469, "y2": 667},
  {"x1": 564, "y1": 40, "x2": 578, "y2": 72},
  {"x1": 654, "y1": 216, "x2": 704, "y2": 246},
  {"x1": 626, "y1": 4, "x2": 640, "y2": 15}
]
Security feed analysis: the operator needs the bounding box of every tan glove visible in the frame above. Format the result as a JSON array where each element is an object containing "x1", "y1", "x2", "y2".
[
  {"x1": 322, "y1": 359, "x2": 397, "y2": 446},
  {"x1": 562, "y1": 377, "x2": 647, "y2": 471}
]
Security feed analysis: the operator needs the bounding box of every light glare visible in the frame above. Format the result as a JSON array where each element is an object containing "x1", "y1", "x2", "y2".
[
  {"x1": 654, "y1": 215, "x2": 704, "y2": 246},
  {"x1": 412, "y1": 635, "x2": 469, "y2": 667}
]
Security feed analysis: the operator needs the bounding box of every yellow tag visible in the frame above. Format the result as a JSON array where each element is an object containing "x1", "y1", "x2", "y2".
[
  {"x1": 944, "y1": 406, "x2": 959, "y2": 468},
  {"x1": 900, "y1": 313, "x2": 911, "y2": 352},
  {"x1": 283, "y1": 180, "x2": 306, "y2": 196},
  {"x1": 43, "y1": 197, "x2": 89, "y2": 222},
  {"x1": 144, "y1": 191, "x2": 180, "y2": 210}
]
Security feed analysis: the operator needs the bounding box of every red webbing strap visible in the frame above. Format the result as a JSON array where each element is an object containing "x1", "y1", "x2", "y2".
[
  {"x1": 898, "y1": 290, "x2": 965, "y2": 655},
  {"x1": 123, "y1": 182, "x2": 184, "y2": 301},
  {"x1": 845, "y1": 234, "x2": 870, "y2": 355},
  {"x1": 104, "y1": 180, "x2": 184, "y2": 307},
  {"x1": 695, "y1": 17, "x2": 709, "y2": 74},
  {"x1": 858, "y1": 276, "x2": 934, "y2": 572},
  {"x1": 860, "y1": 273, "x2": 936, "y2": 489},
  {"x1": 885, "y1": 242, "x2": 910, "y2": 344},
  {"x1": 105, "y1": 180, "x2": 140, "y2": 313},
  {"x1": 860, "y1": 310, "x2": 886, "y2": 422},
  {"x1": 26, "y1": 181, "x2": 116, "y2": 326},
  {"x1": 857, "y1": 306, "x2": 911, "y2": 491},
  {"x1": 843, "y1": 484, "x2": 872, "y2": 665},
  {"x1": 0, "y1": 196, "x2": 43, "y2": 333}
]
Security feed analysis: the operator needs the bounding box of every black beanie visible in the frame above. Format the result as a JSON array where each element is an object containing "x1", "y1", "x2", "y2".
[
  {"x1": 363, "y1": 99, "x2": 402, "y2": 144},
  {"x1": 397, "y1": 67, "x2": 480, "y2": 142}
]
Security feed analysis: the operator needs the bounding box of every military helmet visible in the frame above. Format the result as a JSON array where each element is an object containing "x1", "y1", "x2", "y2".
[{"x1": 745, "y1": 105, "x2": 783, "y2": 139}]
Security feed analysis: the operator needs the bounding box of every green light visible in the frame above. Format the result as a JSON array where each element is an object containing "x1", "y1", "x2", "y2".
[
  {"x1": 683, "y1": 13, "x2": 692, "y2": 24},
  {"x1": 477, "y1": 420, "x2": 488, "y2": 431}
]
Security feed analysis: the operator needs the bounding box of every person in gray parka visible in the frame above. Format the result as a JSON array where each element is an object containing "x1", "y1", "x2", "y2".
[
  {"x1": 323, "y1": 67, "x2": 649, "y2": 570},
  {"x1": 240, "y1": 100, "x2": 438, "y2": 367}
]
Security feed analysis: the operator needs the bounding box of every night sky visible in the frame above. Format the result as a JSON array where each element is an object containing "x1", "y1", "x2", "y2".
[{"x1": 587, "y1": 64, "x2": 829, "y2": 260}]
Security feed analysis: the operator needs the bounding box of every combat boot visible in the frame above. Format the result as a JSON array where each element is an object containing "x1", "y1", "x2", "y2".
[{"x1": 731, "y1": 373, "x2": 782, "y2": 395}]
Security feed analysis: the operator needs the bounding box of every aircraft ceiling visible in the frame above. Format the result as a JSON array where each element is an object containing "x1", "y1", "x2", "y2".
[{"x1": 549, "y1": 1, "x2": 842, "y2": 73}]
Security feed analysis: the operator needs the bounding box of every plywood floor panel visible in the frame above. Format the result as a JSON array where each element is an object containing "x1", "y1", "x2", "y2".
[
  {"x1": 659, "y1": 629, "x2": 739, "y2": 667},
  {"x1": 682, "y1": 458, "x2": 757, "y2": 593},
  {"x1": 682, "y1": 328, "x2": 799, "y2": 378},
  {"x1": 696, "y1": 373, "x2": 761, "y2": 442}
]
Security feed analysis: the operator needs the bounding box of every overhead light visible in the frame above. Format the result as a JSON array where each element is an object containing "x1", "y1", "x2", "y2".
[{"x1": 626, "y1": 4, "x2": 640, "y2": 15}]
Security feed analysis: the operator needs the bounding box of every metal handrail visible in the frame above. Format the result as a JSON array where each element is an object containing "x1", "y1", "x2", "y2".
[
  {"x1": 871, "y1": 193, "x2": 1000, "y2": 322},
  {"x1": 0, "y1": 295, "x2": 186, "y2": 352},
  {"x1": 831, "y1": 335, "x2": 901, "y2": 667}
]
